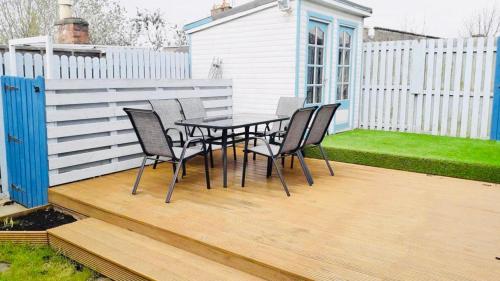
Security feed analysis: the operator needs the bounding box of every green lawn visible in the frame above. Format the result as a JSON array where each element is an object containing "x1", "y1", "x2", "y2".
[
  {"x1": 307, "y1": 129, "x2": 500, "y2": 183},
  {"x1": 0, "y1": 243, "x2": 96, "y2": 281}
]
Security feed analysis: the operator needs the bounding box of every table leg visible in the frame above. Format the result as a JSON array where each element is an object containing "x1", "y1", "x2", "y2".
[
  {"x1": 222, "y1": 129, "x2": 228, "y2": 188},
  {"x1": 242, "y1": 126, "x2": 250, "y2": 187}
]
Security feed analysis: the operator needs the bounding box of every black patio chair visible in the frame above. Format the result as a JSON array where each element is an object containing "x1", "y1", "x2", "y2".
[
  {"x1": 302, "y1": 103, "x2": 341, "y2": 177},
  {"x1": 241, "y1": 107, "x2": 317, "y2": 196},
  {"x1": 252, "y1": 97, "x2": 306, "y2": 160},
  {"x1": 124, "y1": 108, "x2": 210, "y2": 203},
  {"x1": 177, "y1": 97, "x2": 238, "y2": 165}
]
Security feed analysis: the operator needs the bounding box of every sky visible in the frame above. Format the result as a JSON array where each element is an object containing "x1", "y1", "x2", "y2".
[{"x1": 119, "y1": 0, "x2": 498, "y2": 38}]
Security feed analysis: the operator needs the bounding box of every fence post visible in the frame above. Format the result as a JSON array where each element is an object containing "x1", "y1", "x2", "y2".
[
  {"x1": 491, "y1": 37, "x2": 500, "y2": 141},
  {"x1": 0, "y1": 77, "x2": 9, "y2": 197}
]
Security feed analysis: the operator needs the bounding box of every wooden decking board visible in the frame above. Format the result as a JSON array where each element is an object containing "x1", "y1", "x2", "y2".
[
  {"x1": 48, "y1": 218, "x2": 263, "y2": 281},
  {"x1": 49, "y1": 150, "x2": 500, "y2": 281}
]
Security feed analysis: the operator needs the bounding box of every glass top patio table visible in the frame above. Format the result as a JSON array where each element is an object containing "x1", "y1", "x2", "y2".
[
  {"x1": 174, "y1": 114, "x2": 289, "y2": 130},
  {"x1": 175, "y1": 114, "x2": 290, "y2": 188}
]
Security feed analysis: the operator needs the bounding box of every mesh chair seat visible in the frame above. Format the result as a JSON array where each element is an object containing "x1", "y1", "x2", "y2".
[
  {"x1": 247, "y1": 144, "x2": 280, "y2": 157},
  {"x1": 172, "y1": 146, "x2": 204, "y2": 160}
]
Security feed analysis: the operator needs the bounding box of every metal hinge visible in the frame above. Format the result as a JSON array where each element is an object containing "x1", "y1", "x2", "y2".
[
  {"x1": 11, "y1": 184, "x2": 23, "y2": 192},
  {"x1": 8, "y1": 134, "x2": 22, "y2": 144},
  {"x1": 4, "y1": 85, "x2": 17, "y2": 91}
]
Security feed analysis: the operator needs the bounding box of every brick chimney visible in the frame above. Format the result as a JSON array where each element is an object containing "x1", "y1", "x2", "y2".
[
  {"x1": 54, "y1": 0, "x2": 90, "y2": 44},
  {"x1": 211, "y1": 0, "x2": 232, "y2": 17}
]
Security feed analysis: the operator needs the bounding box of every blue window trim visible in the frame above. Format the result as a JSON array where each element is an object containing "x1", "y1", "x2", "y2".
[
  {"x1": 302, "y1": 11, "x2": 333, "y2": 106},
  {"x1": 307, "y1": 11, "x2": 333, "y2": 23},
  {"x1": 491, "y1": 37, "x2": 500, "y2": 140}
]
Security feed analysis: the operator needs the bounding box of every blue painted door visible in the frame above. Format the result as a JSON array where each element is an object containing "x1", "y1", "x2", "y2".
[
  {"x1": 305, "y1": 20, "x2": 329, "y2": 106},
  {"x1": 1, "y1": 76, "x2": 48, "y2": 208},
  {"x1": 334, "y1": 26, "x2": 355, "y2": 132}
]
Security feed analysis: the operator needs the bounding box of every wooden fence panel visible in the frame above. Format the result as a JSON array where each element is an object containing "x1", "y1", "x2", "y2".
[
  {"x1": 0, "y1": 49, "x2": 190, "y2": 80},
  {"x1": 44, "y1": 79, "x2": 233, "y2": 186},
  {"x1": 360, "y1": 37, "x2": 497, "y2": 139}
]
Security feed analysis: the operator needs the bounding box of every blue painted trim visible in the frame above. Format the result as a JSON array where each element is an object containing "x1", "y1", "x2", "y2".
[
  {"x1": 491, "y1": 37, "x2": 500, "y2": 140},
  {"x1": 294, "y1": 0, "x2": 302, "y2": 97},
  {"x1": 184, "y1": 17, "x2": 213, "y2": 31},
  {"x1": 307, "y1": 11, "x2": 333, "y2": 22},
  {"x1": 338, "y1": 19, "x2": 359, "y2": 28}
]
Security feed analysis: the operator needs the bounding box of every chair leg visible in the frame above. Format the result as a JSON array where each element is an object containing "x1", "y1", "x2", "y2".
[
  {"x1": 281, "y1": 156, "x2": 285, "y2": 167},
  {"x1": 318, "y1": 145, "x2": 334, "y2": 176},
  {"x1": 290, "y1": 155, "x2": 295, "y2": 169},
  {"x1": 172, "y1": 163, "x2": 179, "y2": 183},
  {"x1": 271, "y1": 157, "x2": 290, "y2": 197},
  {"x1": 203, "y1": 152, "x2": 211, "y2": 189},
  {"x1": 209, "y1": 143, "x2": 214, "y2": 168},
  {"x1": 182, "y1": 162, "x2": 187, "y2": 177},
  {"x1": 266, "y1": 157, "x2": 272, "y2": 178},
  {"x1": 297, "y1": 151, "x2": 314, "y2": 185},
  {"x1": 132, "y1": 156, "x2": 147, "y2": 195},
  {"x1": 296, "y1": 152, "x2": 313, "y2": 186},
  {"x1": 242, "y1": 148, "x2": 248, "y2": 187},
  {"x1": 232, "y1": 139, "x2": 237, "y2": 161},
  {"x1": 166, "y1": 160, "x2": 184, "y2": 203},
  {"x1": 152, "y1": 155, "x2": 160, "y2": 169}
]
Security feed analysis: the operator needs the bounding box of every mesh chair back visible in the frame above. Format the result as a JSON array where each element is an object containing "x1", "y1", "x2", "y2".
[
  {"x1": 178, "y1": 97, "x2": 206, "y2": 119},
  {"x1": 305, "y1": 103, "x2": 341, "y2": 146},
  {"x1": 124, "y1": 108, "x2": 174, "y2": 158},
  {"x1": 270, "y1": 97, "x2": 306, "y2": 131},
  {"x1": 276, "y1": 97, "x2": 306, "y2": 116},
  {"x1": 149, "y1": 99, "x2": 185, "y2": 137},
  {"x1": 279, "y1": 107, "x2": 316, "y2": 154}
]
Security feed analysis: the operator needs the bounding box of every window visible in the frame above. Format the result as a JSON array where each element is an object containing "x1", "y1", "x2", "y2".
[
  {"x1": 306, "y1": 24, "x2": 327, "y2": 104},
  {"x1": 337, "y1": 31, "x2": 352, "y2": 101}
]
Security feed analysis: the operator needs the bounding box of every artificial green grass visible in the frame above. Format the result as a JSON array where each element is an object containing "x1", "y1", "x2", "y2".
[
  {"x1": 306, "y1": 129, "x2": 500, "y2": 183},
  {"x1": 0, "y1": 243, "x2": 96, "y2": 281}
]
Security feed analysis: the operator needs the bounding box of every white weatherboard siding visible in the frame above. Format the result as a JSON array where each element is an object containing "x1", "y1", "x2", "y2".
[
  {"x1": 298, "y1": 1, "x2": 363, "y2": 130},
  {"x1": 190, "y1": 4, "x2": 296, "y2": 115}
]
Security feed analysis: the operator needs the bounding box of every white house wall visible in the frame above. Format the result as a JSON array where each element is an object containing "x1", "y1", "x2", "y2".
[
  {"x1": 298, "y1": 1, "x2": 364, "y2": 129},
  {"x1": 190, "y1": 5, "x2": 297, "y2": 115}
]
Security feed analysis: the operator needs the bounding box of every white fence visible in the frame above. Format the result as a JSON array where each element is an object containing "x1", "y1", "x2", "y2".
[
  {"x1": 359, "y1": 37, "x2": 497, "y2": 139},
  {"x1": 45, "y1": 79, "x2": 232, "y2": 186},
  {"x1": 0, "y1": 48, "x2": 190, "y2": 80}
]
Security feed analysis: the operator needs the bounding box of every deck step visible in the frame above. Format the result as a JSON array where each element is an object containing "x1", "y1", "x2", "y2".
[{"x1": 47, "y1": 218, "x2": 263, "y2": 281}]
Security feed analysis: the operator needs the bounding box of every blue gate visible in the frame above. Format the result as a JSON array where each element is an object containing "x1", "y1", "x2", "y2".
[{"x1": 1, "y1": 76, "x2": 48, "y2": 207}]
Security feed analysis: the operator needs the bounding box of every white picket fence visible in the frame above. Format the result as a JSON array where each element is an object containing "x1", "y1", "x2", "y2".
[
  {"x1": 0, "y1": 48, "x2": 190, "y2": 80},
  {"x1": 359, "y1": 37, "x2": 497, "y2": 139},
  {"x1": 45, "y1": 79, "x2": 232, "y2": 186}
]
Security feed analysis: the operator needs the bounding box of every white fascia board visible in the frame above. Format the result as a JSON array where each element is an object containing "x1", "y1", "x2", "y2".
[{"x1": 186, "y1": 2, "x2": 278, "y2": 34}]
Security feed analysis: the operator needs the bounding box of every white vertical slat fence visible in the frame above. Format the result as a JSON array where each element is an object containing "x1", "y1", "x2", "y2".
[
  {"x1": 360, "y1": 37, "x2": 497, "y2": 139},
  {"x1": 0, "y1": 48, "x2": 190, "y2": 80}
]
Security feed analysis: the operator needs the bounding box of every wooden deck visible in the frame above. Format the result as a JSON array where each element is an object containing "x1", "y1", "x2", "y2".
[{"x1": 49, "y1": 151, "x2": 500, "y2": 281}]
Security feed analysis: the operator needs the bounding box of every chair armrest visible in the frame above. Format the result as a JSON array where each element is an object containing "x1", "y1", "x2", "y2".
[{"x1": 165, "y1": 128, "x2": 185, "y2": 143}]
